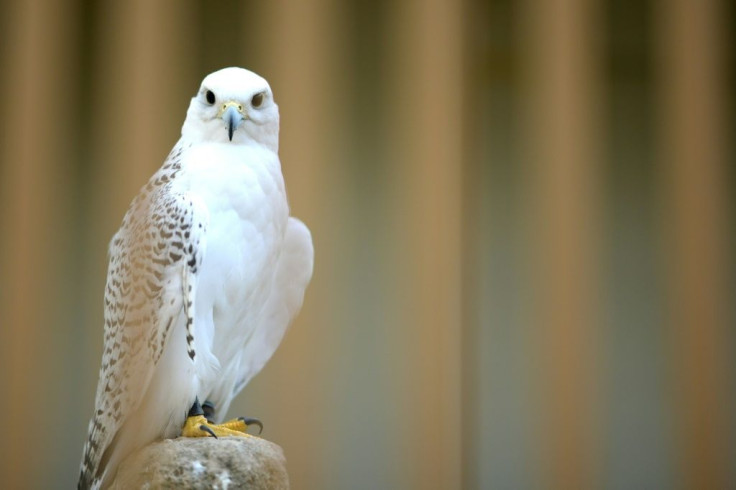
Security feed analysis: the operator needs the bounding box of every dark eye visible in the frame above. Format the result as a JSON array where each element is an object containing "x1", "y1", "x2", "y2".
[
  {"x1": 205, "y1": 90, "x2": 216, "y2": 105},
  {"x1": 251, "y1": 93, "x2": 264, "y2": 108}
]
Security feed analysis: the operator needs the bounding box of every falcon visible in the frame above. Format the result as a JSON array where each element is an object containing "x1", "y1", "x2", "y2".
[{"x1": 78, "y1": 67, "x2": 314, "y2": 489}]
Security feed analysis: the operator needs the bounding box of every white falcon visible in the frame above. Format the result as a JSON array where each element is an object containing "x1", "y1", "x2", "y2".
[{"x1": 78, "y1": 67, "x2": 314, "y2": 489}]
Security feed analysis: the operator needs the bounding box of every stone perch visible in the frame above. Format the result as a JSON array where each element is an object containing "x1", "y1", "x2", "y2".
[{"x1": 110, "y1": 437, "x2": 289, "y2": 489}]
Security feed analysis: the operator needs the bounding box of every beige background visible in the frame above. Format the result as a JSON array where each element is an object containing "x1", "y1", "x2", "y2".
[{"x1": 0, "y1": 0, "x2": 733, "y2": 488}]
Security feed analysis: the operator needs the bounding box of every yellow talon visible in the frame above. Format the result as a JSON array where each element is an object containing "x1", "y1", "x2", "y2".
[{"x1": 181, "y1": 414, "x2": 252, "y2": 438}]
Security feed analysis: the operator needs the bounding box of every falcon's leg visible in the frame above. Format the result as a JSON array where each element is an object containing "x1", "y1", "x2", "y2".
[
  {"x1": 202, "y1": 400, "x2": 216, "y2": 423},
  {"x1": 181, "y1": 398, "x2": 263, "y2": 438}
]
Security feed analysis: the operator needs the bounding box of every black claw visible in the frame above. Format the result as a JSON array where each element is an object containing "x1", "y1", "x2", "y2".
[
  {"x1": 200, "y1": 424, "x2": 218, "y2": 439},
  {"x1": 202, "y1": 401, "x2": 216, "y2": 424},
  {"x1": 188, "y1": 397, "x2": 204, "y2": 417},
  {"x1": 239, "y1": 417, "x2": 263, "y2": 435}
]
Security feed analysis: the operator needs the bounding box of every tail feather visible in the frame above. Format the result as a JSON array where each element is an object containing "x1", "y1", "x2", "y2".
[{"x1": 78, "y1": 415, "x2": 106, "y2": 490}]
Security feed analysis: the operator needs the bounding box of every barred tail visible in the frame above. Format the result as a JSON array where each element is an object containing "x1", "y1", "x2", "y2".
[{"x1": 78, "y1": 415, "x2": 104, "y2": 490}]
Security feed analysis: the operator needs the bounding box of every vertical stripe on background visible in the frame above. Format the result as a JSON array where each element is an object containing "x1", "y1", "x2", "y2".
[
  {"x1": 461, "y1": 0, "x2": 488, "y2": 486},
  {"x1": 518, "y1": 0, "x2": 603, "y2": 487},
  {"x1": 655, "y1": 0, "x2": 732, "y2": 487},
  {"x1": 0, "y1": 0, "x2": 77, "y2": 487},
  {"x1": 386, "y1": 0, "x2": 464, "y2": 489},
  {"x1": 87, "y1": 0, "x2": 196, "y2": 234}
]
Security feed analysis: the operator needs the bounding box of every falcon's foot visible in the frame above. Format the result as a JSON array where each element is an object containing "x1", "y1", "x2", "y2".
[{"x1": 181, "y1": 398, "x2": 263, "y2": 438}]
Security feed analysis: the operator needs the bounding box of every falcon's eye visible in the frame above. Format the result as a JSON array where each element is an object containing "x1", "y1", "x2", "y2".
[
  {"x1": 251, "y1": 93, "x2": 264, "y2": 108},
  {"x1": 205, "y1": 90, "x2": 216, "y2": 105}
]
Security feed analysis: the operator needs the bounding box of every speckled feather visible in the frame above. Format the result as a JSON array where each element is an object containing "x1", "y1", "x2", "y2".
[
  {"x1": 79, "y1": 68, "x2": 313, "y2": 489},
  {"x1": 78, "y1": 144, "x2": 207, "y2": 488}
]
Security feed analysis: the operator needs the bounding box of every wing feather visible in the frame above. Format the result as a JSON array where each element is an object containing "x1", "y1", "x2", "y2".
[
  {"x1": 79, "y1": 156, "x2": 208, "y2": 489},
  {"x1": 229, "y1": 217, "x2": 313, "y2": 400}
]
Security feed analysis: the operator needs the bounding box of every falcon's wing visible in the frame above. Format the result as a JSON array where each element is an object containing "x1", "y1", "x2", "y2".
[
  {"x1": 222, "y1": 217, "x2": 313, "y2": 411},
  {"x1": 79, "y1": 181, "x2": 208, "y2": 489}
]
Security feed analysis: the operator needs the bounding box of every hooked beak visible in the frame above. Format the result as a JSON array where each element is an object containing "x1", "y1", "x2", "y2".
[{"x1": 218, "y1": 101, "x2": 245, "y2": 141}]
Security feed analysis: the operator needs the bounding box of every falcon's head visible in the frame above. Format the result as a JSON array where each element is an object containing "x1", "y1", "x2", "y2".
[{"x1": 182, "y1": 67, "x2": 279, "y2": 151}]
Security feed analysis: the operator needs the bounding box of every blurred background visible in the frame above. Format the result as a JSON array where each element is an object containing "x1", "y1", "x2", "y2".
[{"x1": 0, "y1": 0, "x2": 734, "y2": 488}]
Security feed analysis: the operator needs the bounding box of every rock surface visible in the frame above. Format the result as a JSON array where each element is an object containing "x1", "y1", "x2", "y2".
[{"x1": 111, "y1": 436, "x2": 289, "y2": 489}]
